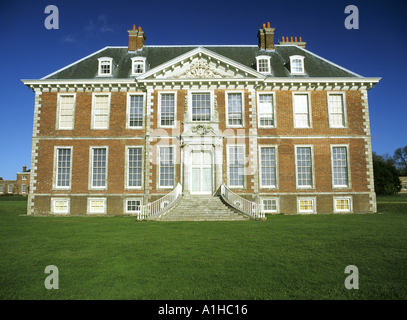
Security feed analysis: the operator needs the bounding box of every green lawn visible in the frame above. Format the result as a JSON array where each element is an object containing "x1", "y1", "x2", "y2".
[{"x1": 0, "y1": 196, "x2": 406, "y2": 300}]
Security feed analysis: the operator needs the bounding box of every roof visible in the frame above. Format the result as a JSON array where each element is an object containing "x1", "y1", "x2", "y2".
[{"x1": 42, "y1": 45, "x2": 363, "y2": 80}]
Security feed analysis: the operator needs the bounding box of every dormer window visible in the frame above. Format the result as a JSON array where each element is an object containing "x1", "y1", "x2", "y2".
[
  {"x1": 131, "y1": 57, "x2": 146, "y2": 75},
  {"x1": 289, "y1": 55, "x2": 305, "y2": 74},
  {"x1": 256, "y1": 55, "x2": 271, "y2": 73},
  {"x1": 98, "y1": 57, "x2": 113, "y2": 76}
]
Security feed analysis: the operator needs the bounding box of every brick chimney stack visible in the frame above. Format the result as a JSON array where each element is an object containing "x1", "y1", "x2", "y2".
[
  {"x1": 128, "y1": 25, "x2": 147, "y2": 51},
  {"x1": 279, "y1": 36, "x2": 307, "y2": 49},
  {"x1": 23, "y1": 165, "x2": 27, "y2": 172},
  {"x1": 257, "y1": 22, "x2": 275, "y2": 50}
]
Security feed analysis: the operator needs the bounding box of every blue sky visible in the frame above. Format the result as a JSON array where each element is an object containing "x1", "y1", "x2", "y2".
[{"x1": 0, "y1": 0, "x2": 406, "y2": 179}]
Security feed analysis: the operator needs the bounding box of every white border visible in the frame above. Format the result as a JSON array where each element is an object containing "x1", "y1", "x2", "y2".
[
  {"x1": 225, "y1": 90, "x2": 245, "y2": 128},
  {"x1": 87, "y1": 197, "x2": 107, "y2": 214},
  {"x1": 89, "y1": 146, "x2": 109, "y2": 190},
  {"x1": 91, "y1": 93, "x2": 111, "y2": 130},
  {"x1": 292, "y1": 92, "x2": 312, "y2": 129},
  {"x1": 56, "y1": 93, "x2": 76, "y2": 130},
  {"x1": 53, "y1": 146, "x2": 73, "y2": 190},
  {"x1": 158, "y1": 91, "x2": 177, "y2": 128},
  {"x1": 125, "y1": 146, "x2": 144, "y2": 190},
  {"x1": 51, "y1": 197, "x2": 70, "y2": 214},
  {"x1": 126, "y1": 92, "x2": 146, "y2": 129},
  {"x1": 297, "y1": 196, "x2": 317, "y2": 214},
  {"x1": 327, "y1": 92, "x2": 347, "y2": 128},
  {"x1": 295, "y1": 145, "x2": 315, "y2": 189},
  {"x1": 330, "y1": 144, "x2": 352, "y2": 189},
  {"x1": 257, "y1": 92, "x2": 276, "y2": 128},
  {"x1": 258, "y1": 145, "x2": 278, "y2": 189}
]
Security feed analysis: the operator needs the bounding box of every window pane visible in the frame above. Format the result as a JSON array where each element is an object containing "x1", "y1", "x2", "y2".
[
  {"x1": 228, "y1": 93, "x2": 242, "y2": 125},
  {"x1": 259, "y1": 94, "x2": 274, "y2": 126},
  {"x1": 332, "y1": 147, "x2": 348, "y2": 187},
  {"x1": 258, "y1": 59, "x2": 269, "y2": 73},
  {"x1": 160, "y1": 94, "x2": 175, "y2": 126},
  {"x1": 294, "y1": 95, "x2": 309, "y2": 128},
  {"x1": 192, "y1": 93, "x2": 210, "y2": 121},
  {"x1": 160, "y1": 147, "x2": 174, "y2": 187},
  {"x1": 94, "y1": 95, "x2": 109, "y2": 129},
  {"x1": 128, "y1": 148, "x2": 142, "y2": 187},
  {"x1": 57, "y1": 148, "x2": 71, "y2": 187},
  {"x1": 59, "y1": 95, "x2": 74, "y2": 129},
  {"x1": 229, "y1": 146, "x2": 244, "y2": 186},
  {"x1": 129, "y1": 95, "x2": 143, "y2": 127},
  {"x1": 329, "y1": 95, "x2": 345, "y2": 127},
  {"x1": 296, "y1": 147, "x2": 312, "y2": 187},
  {"x1": 261, "y1": 147, "x2": 276, "y2": 187},
  {"x1": 92, "y1": 149, "x2": 106, "y2": 187}
]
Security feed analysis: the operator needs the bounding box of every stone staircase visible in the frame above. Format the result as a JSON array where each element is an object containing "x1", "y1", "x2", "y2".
[{"x1": 155, "y1": 195, "x2": 250, "y2": 221}]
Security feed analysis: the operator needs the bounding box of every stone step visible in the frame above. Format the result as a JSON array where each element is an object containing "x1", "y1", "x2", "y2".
[{"x1": 155, "y1": 195, "x2": 250, "y2": 221}]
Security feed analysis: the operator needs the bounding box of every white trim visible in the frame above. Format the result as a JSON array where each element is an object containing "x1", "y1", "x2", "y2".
[
  {"x1": 226, "y1": 144, "x2": 246, "y2": 189},
  {"x1": 53, "y1": 146, "x2": 73, "y2": 190},
  {"x1": 258, "y1": 145, "x2": 278, "y2": 189},
  {"x1": 257, "y1": 92, "x2": 276, "y2": 128},
  {"x1": 158, "y1": 91, "x2": 177, "y2": 128},
  {"x1": 56, "y1": 93, "x2": 76, "y2": 130},
  {"x1": 91, "y1": 93, "x2": 111, "y2": 130},
  {"x1": 295, "y1": 145, "x2": 315, "y2": 189},
  {"x1": 126, "y1": 92, "x2": 146, "y2": 129},
  {"x1": 51, "y1": 197, "x2": 70, "y2": 214},
  {"x1": 21, "y1": 184, "x2": 27, "y2": 193},
  {"x1": 225, "y1": 90, "x2": 245, "y2": 128},
  {"x1": 333, "y1": 196, "x2": 353, "y2": 213},
  {"x1": 89, "y1": 146, "x2": 109, "y2": 190},
  {"x1": 87, "y1": 197, "x2": 107, "y2": 214},
  {"x1": 292, "y1": 92, "x2": 312, "y2": 129},
  {"x1": 125, "y1": 146, "x2": 144, "y2": 190},
  {"x1": 330, "y1": 144, "x2": 351, "y2": 189},
  {"x1": 327, "y1": 92, "x2": 347, "y2": 128},
  {"x1": 297, "y1": 196, "x2": 317, "y2": 214},
  {"x1": 190, "y1": 149, "x2": 213, "y2": 195}
]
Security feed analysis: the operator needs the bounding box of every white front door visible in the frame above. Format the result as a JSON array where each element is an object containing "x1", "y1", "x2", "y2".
[{"x1": 191, "y1": 150, "x2": 212, "y2": 194}]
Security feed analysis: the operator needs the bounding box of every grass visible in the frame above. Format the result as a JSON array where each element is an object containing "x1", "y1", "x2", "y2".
[{"x1": 0, "y1": 196, "x2": 406, "y2": 300}]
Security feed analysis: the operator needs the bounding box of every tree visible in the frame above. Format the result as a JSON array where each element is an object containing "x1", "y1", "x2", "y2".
[
  {"x1": 393, "y1": 146, "x2": 407, "y2": 176},
  {"x1": 372, "y1": 152, "x2": 401, "y2": 195}
]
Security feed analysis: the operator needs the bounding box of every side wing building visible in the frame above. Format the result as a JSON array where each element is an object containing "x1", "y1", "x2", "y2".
[{"x1": 22, "y1": 23, "x2": 380, "y2": 218}]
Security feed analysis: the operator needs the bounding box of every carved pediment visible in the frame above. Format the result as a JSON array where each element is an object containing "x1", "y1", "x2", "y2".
[{"x1": 174, "y1": 61, "x2": 223, "y2": 79}]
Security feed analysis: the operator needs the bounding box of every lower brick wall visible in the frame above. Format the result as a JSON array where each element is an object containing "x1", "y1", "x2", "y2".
[{"x1": 30, "y1": 193, "x2": 374, "y2": 215}]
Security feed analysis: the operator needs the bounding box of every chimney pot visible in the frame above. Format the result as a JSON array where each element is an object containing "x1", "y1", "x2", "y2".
[
  {"x1": 299, "y1": 37, "x2": 302, "y2": 42},
  {"x1": 138, "y1": 26, "x2": 142, "y2": 31},
  {"x1": 132, "y1": 24, "x2": 136, "y2": 30},
  {"x1": 266, "y1": 22, "x2": 270, "y2": 28},
  {"x1": 23, "y1": 165, "x2": 26, "y2": 172},
  {"x1": 290, "y1": 36, "x2": 293, "y2": 42},
  {"x1": 262, "y1": 23, "x2": 266, "y2": 29},
  {"x1": 295, "y1": 37, "x2": 297, "y2": 42}
]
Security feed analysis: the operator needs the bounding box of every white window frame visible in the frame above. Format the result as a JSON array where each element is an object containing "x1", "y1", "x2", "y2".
[
  {"x1": 53, "y1": 146, "x2": 73, "y2": 190},
  {"x1": 51, "y1": 197, "x2": 70, "y2": 214},
  {"x1": 227, "y1": 144, "x2": 246, "y2": 189},
  {"x1": 8, "y1": 185, "x2": 13, "y2": 193},
  {"x1": 259, "y1": 145, "x2": 278, "y2": 189},
  {"x1": 403, "y1": 181, "x2": 407, "y2": 190},
  {"x1": 289, "y1": 55, "x2": 305, "y2": 74},
  {"x1": 21, "y1": 185, "x2": 27, "y2": 193},
  {"x1": 327, "y1": 92, "x2": 347, "y2": 128},
  {"x1": 126, "y1": 93, "x2": 145, "y2": 129},
  {"x1": 256, "y1": 56, "x2": 271, "y2": 74},
  {"x1": 0, "y1": 185, "x2": 3, "y2": 194},
  {"x1": 257, "y1": 92, "x2": 276, "y2": 128},
  {"x1": 333, "y1": 196, "x2": 353, "y2": 213},
  {"x1": 22, "y1": 175, "x2": 27, "y2": 180},
  {"x1": 131, "y1": 57, "x2": 146, "y2": 75},
  {"x1": 158, "y1": 91, "x2": 177, "y2": 128},
  {"x1": 295, "y1": 145, "x2": 315, "y2": 189},
  {"x1": 293, "y1": 92, "x2": 312, "y2": 129},
  {"x1": 188, "y1": 90, "x2": 214, "y2": 123},
  {"x1": 331, "y1": 145, "x2": 351, "y2": 189},
  {"x1": 89, "y1": 146, "x2": 109, "y2": 190},
  {"x1": 125, "y1": 146, "x2": 143, "y2": 190},
  {"x1": 97, "y1": 57, "x2": 113, "y2": 76},
  {"x1": 297, "y1": 197, "x2": 317, "y2": 214},
  {"x1": 87, "y1": 197, "x2": 107, "y2": 214},
  {"x1": 56, "y1": 93, "x2": 76, "y2": 130},
  {"x1": 225, "y1": 91, "x2": 244, "y2": 128},
  {"x1": 261, "y1": 197, "x2": 279, "y2": 214},
  {"x1": 158, "y1": 146, "x2": 176, "y2": 189},
  {"x1": 124, "y1": 198, "x2": 143, "y2": 214},
  {"x1": 91, "y1": 93, "x2": 111, "y2": 130}
]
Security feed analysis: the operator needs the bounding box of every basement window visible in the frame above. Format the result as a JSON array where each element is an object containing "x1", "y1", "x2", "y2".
[{"x1": 98, "y1": 57, "x2": 113, "y2": 76}]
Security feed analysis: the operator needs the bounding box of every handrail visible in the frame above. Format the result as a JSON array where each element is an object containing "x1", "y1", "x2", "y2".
[
  {"x1": 137, "y1": 183, "x2": 182, "y2": 220},
  {"x1": 220, "y1": 183, "x2": 265, "y2": 219}
]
